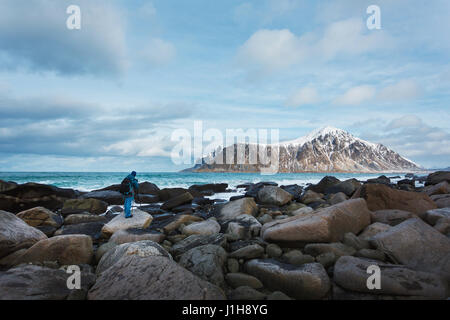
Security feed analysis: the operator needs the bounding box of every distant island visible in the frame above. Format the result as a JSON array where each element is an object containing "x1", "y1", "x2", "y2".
[{"x1": 184, "y1": 127, "x2": 423, "y2": 173}]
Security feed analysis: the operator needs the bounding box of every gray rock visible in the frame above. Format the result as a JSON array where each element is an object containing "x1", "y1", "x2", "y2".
[
  {"x1": 371, "y1": 209, "x2": 415, "y2": 226},
  {"x1": 227, "y1": 258, "x2": 240, "y2": 273},
  {"x1": 245, "y1": 259, "x2": 330, "y2": 299},
  {"x1": 170, "y1": 233, "x2": 226, "y2": 257},
  {"x1": 161, "y1": 192, "x2": 193, "y2": 211},
  {"x1": 179, "y1": 244, "x2": 228, "y2": 288},
  {"x1": 342, "y1": 232, "x2": 371, "y2": 250},
  {"x1": 334, "y1": 256, "x2": 448, "y2": 299},
  {"x1": 225, "y1": 273, "x2": 263, "y2": 289},
  {"x1": 355, "y1": 249, "x2": 386, "y2": 261},
  {"x1": 370, "y1": 218, "x2": 450, "y2": 281},
  {"x1": 81, "y1": 190, "x2": 123, "y2": 205},
  {"x1": 64, "y1": 214, "x2": 107, "y2": 225},
  {"x1": 223, "y1": 214, "x2": 262, "y2": 240},
  {"x1": 316, "y1": 252, "x2": 337, "y2": 268},
  {"x1": 96, "y1": 240, "x2": 171, "y2": 275},
  {"x1": 0, "y1": 210, "x2": 47, "y2": 258},
  {"x1": 109, "y1": 228, "x2": 165, "y2": 244},
  {"x1": 216, "y1": 198, "x2": 258, "y2": 222},
  {"x1": 95, "y1": 241, "x2": 118, "y2": 264},
  {"x1": 54, "y1": 222, "x2": 104, "y2": 241},
  {"x1": 181, "y1": 218, "x2": 221, "y2": 236},
  {"x1": 16, "y1": 207, "x2": 63, "y2": 236},
  {"x1": 228, "y1": 286, "x2": 266, "y2": 300},
  {"x1": 266, "y1": 243, "x2": 282, "y2": 258},
  {"x1": 328, "y1": 192, "x2": 348, "y2": 205},
  {"x1": 230, "y1": 244, "x2": 264, "y2": 260},
  {"x1": 266, "y1": 291, "x2": 292, "y2": 300},
  {"x1": 257, "y1": 186, "x2": 293, "y2": 206},
  {"x1": 425, "y1": 208, "x2": 450, "y2": 225},
  {"x1": 304, "y1": 242, "x2": 356, "y2": 257},
  {"x1": 358, "y1": 222, "x2": 391, "y2": 241},
  {"x1": 61, "y1": 198, "x2": 108, "y2": 216},
  {"x1": 281, "y1": 250, "x2": 315, "y2": 266},
  {"x1": 88, "y1": 255, "x2": 225, "y2": 300}
]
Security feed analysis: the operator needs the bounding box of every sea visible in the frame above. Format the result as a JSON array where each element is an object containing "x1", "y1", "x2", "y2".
[{"x1": 0, "y1": 171, "x2": 417, "y2": 201}]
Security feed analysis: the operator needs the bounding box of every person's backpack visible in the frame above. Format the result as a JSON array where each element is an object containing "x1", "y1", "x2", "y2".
[{"x1": 119, "y1": 177, "x2": 132, "y2": 195}]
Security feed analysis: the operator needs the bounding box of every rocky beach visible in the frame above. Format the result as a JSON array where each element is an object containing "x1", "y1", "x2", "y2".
[{"x1": 0, "y1": 171, "x2": 449, "y2": 300}]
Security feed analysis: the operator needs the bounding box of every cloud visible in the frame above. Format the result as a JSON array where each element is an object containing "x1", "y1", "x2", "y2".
[
  {"x1": 140, "y1": 38, "x2": 176, "y2": 66},
  {"x1": 285, "y1": 87, "x2": 319, "y2": 107},
  {"x1": 333, "y1": 85, "x2": 375, "y2": 106},
  {"x1": 236, "y1": 18, "x2": 392, "y2": 75},
  {"x1": 377, "y1": 79, "x2": 421, "y2": 101},
  {"x1": 0, "y1": 0, "x2": 128, "y2": 76},
  {"x1": 386, "y1": 115, "x2": 424, "y2": 130}
]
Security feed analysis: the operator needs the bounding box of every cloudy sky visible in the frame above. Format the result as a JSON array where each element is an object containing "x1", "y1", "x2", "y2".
[{"x1": 0, "y1": 0, "x2": 449, "y2": 171}]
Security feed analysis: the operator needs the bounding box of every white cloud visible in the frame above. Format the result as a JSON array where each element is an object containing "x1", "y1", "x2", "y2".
[
  {"x1": 139, "y1": 2, "x2": 157, "y2": 18},
  {"x1": 141, "y1": 38, "x2": 176, "y2": 66},
  {"x1": 333, "y1": 85, "x2": 376, "y2": 106},
  {"x1": 236, "y1": 18, "x2": 392, "y2": 75},
  {"x1": 386, "y1": 115, "x2": 423, "y2": 130},
  {"x1": 285, "y1": 87, "x2": 319, "y2": 107},
  {"x1": 378, "y1": 79, "x2": 421, "y2": 101}
]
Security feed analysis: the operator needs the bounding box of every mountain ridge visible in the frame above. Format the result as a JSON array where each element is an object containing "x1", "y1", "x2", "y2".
[{"x1": 184, "y1": 126, "x2": 423, "y2": 173}]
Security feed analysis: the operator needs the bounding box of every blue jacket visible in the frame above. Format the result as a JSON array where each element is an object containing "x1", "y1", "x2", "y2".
[{"x1": 125, "y1": 174, "x2": 139, "y2": 198}]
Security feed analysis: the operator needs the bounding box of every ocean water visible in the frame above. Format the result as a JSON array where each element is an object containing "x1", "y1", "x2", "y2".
[{"x1": 0, "y1": 171, "x2": 411, "y2": 193}]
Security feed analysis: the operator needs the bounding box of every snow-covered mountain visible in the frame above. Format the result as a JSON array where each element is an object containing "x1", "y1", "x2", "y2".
[{"x1": 185, "y1": 126, "x2": 422, "y2": 173}]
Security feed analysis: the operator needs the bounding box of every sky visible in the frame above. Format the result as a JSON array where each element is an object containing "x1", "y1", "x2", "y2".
[{"x1": 0, "y1": 0, "x2": 449, "y2": 171}]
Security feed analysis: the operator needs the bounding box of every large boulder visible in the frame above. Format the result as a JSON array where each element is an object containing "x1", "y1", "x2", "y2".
[
  {"x1": 352, "y1": 183, "x2": 437, "y2": 217},
  {"x1": 16, "y1": 207, "x2": 63, "y2": 236},
  {"x1": 423, "y1": 181, "x2": 450, "y2": 196},
  {"x1": 101, "y1": 209, "x2": 153, "y2": 237},
  {"x1": 181, "y1": 218, "x2": 221, "y2": 236},
  {"x1": 431, "y1": 194, "x2": 450, "y2": 208},
  {"x1": 54, "y1": 222, "x2": 105, "y2": 241},
  {"x1": 81, "y1": 190, "x2": 123, "y2": 205},
  {"x1": 257, "y1": 186, "x2": 293, "y2": 206},
  {"x1": 189, "y1": 183, "x2": 228, "y2": 194},
  {"x1": 358, "y1": 222, "x2": 391, "y2": 240},
  {"x1": 325, "y1": 179, "x2": 361, "y2": 196},
  {"x1": 216, "y1": 197, "x2": 258, "y2": 222},
  {"x1": 425, "y1": 171, "x2": 450, "y2": 186},
  {"x1": 1, "y1": 182, "x2": 77, "y2": 199},
  {"x1": 370, "y1": 209, "x2": 415, "y2": 226},
  {"x1": 61, "y1": 198, "x2": 108, "y2": 216},
  {"x1": 307, "y1": 176, "x2": 341, "y2": 194},
  {"x1": 262, "y1": 199, "x2": 371, "y2": 244},
  {"x1": 160, "y1": 192, "x2": 193, "y2": 211},
  {"x1": 0, "y1": 264, "x2": 95, "y2": 300},
  {"x1": 138, "y1": 182, "x2": 160, "y2": 195},
  {"x1": 170, "y1": 233, "x2": 226, "y2": 257},
  {"x1": 245, "y1": 259, "x2": 330, "y2": 299},
  {"x1": 370, "y1": 218, "x2": 450, "y2": 281},
  {"x1": 162, "y1": 214, "x2": 203, "y2": 233},
  {"x1": 109, "y1": 229, "x2": 165, "y2": 245},
  {"x1": 179, "y1": 244, "x2": 228, "y2": 288},
  {"x1": 223, "y1": 214, "x2": 262, "y2": 241},
  {"x1": 12, "y1": 235, "x2": 93, "y2": 266},
  {"x1": 425, "y1": 208, "x2": 450, "y2": 226},
  {"x1": 88, "y1": 255, "x2": 225, "y2": 300},
  {"x1": 0, "y1": 210, "x2": 47, "y2": 258},
  {"x1": 0, "y1": 193, "x2": 66, "y2": 213},
  {"x1": 0, "y1": 180, "x2": 17, "y2": 193},
  {"x1": 334, "y1": 256, "x2": 448, "y2": 299},
  {"x1": 96, "y1": 240, "x2": 171, "y2": 275}
]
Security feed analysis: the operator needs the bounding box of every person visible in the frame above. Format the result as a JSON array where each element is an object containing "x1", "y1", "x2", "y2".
[{"x1": 122, "y1": 171, "x2": 139, "y2": 218}]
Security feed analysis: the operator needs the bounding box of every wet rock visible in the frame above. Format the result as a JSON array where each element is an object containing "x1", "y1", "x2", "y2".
[
  {"x1": 245, "y1": 259, "x2": 330, "y2": 299},
  {"x1": 81, "y1": 190, "x2": 123, "y2": 205},
  {"x1": 308, "y1": 176, "x2": 341, "y2": 194},
  {"x1": 189, "y1": 183, "x2": 228, "y2": 193},
  {"x1": 160, "y1": 192, "x2": 193, "y2": 211}
]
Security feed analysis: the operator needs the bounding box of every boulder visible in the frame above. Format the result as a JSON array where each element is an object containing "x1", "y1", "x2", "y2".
[
  {"x1": 88, "y1": 255, "x2": 225, "y2": 300},
  {"x1": 13, "y1": 235, "x2": 93, "y2": 266},
  {"x1": 265, "y1": 243, "x2": 282, "y2": 258},
  {"x1": 308, "y1": 176, "x2": 340, "y2": 194},
  {"x1": 422, "y1": 181, "x2": 450, "y2": 196},
  {"x1": 366, "y1": 175, "x2": 391, "y2": 185},
  {"x1": 371, "y1": 218, "x2": 450, "y2": 281},
  {"x1": 257, "y1": 186, "x2": 293, "y2": 206},
  {"x1": 170, "y1": 233, "x2": 226, "y2": 257},
  {"x1": 0, "y1": 179, "x2": 17, "y2": 193},
  {"x1": 328, "y1": 192, "x2": 348, "y2": 205},
  {"x1": 300, "y1": 190, "x2": 323, "y2": 205},
  {"x1": 325, "y1": 179, "x2": 361, "y2": 196},
  {"x1": 342, "y1": 232, "x2": 370, "y2": 250},
  {"x1": 358, "y1": 222, "x2": 391, "y2": 240},
  {"x1": 181, "y1": 218, "x2": 220, "y2": 236},
  {"x1": 162, "y1": 214, "x2": 203, "y2": 233},
  {"x1": 370, "y1": 209, "x2": 415, "y2": 226},
  {"x1": 0, "y1": 193, "x2": 66, "y2": 213},
  {"x1": 160, "y1": 192, "x2": 193, "y2": 211},
  {"x1": 0, "y1": 210, "x2": 47, "y2": 258},
  {"x1": 352, "y1": 183, "x2": 437, "y2": 217},
  {"x1": 54, "y1": 222, "x2": 105, "y2": 241},
  {"x1": 96, "y1": 240, "x2": 171, "y2": 275},
  {"x1": 179, "y1": 244, "x2": 228, "y2": 288},
  {"x1": 425, "y1": 171, "x2": 450, "y2": 186},
  {"x1": 138, "y1": 182, "x2": 160, "y2": 195},
  {"x1": 262, "y1": 199, "x2": 371, "y2": 244},
  {"x1": 244, "y1": 182, "x2": 278, "y2": 198},
  {"x1": 225, "y1": 273, "x2": 263, "y2": 289},
  {"x1": 431, "y1": 194, "x2": 450, "y2": 208},
  {"x1": 81, "y1": 190, "x2": 123, "y2": 205},
  {"x1": 230, "y1": 244, "x2": 265, "y2": 260},
  {"x1": 109, "y1": 229, "x2": 165, "y2": 245},
  {"x1": 245, "y1": 259, "x2": 330, "y2": 299},
  {"x1": 95, "y1": 241, "x2": 118, "y2": 264},
  {"x1": 425, "y1": 208, "x2": 450, "y2": 225},
  {"x1": 189, "y1": 183, "x2": 228, "y2": 193},
  {"x1": 101, "y1": 209, "x2": 153, "y2": 237},
  {"x1": 280, "y1": 184, "x2": 303, "y2": 201},
  {"x1": 61, "y1": 198, "x2": 108, "y2": 216},
  {"x1": 0, "y1": 264, "x2": 95, "y2": 300},
  {"x1": 216, "y1": 197, "x2": 258, "y2": 222},
  {"x1": 334, "y1": 256, "x2": 448, "y2": 299},
  {"x1": 281, "y1": 250, "x2": 315, "y2": 266},
  {"x1": 64, "y1": 214, "x2": 107, "y2": 225},
  {"x1": 16, "y1": 207, "x2": 63, "y2": 236},
  {"x1": 228, "y1": 286, "x2": 266, "y2": 300},
  {"x1": 1, "y1": 182, "x2": 77, "y2": 199},
  {"x1": 223, "y1": 214, "x2": 262, "y2": 241},
  {"x1": 304, "y1": 242, "x2": 356, "y2": 257},
  {"x1": 291, "y1": 206, "x2": 314, "y2": 216}
]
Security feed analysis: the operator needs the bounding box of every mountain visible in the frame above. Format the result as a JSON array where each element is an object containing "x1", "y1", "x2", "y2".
[{"x1": 184, "y1": 126, "x2": 423, "y2": 173}]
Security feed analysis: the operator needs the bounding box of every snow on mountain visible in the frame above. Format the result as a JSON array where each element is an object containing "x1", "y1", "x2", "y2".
[{"x1": 186, "y1": 126, "x2": 422, "y2": 173}]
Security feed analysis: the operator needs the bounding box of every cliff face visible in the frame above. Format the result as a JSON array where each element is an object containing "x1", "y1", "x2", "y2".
[{"x1": 185, "y1": 127, "x2": 422, "y2": 173}]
